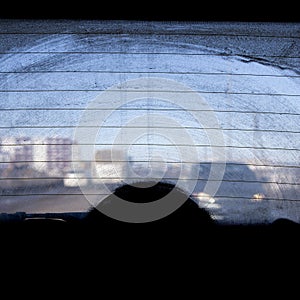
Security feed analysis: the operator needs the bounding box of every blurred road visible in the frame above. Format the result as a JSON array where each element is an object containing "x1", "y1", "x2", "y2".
[
  {"x1": 0, "y1": 180, "x2": 299, "y2": 224},
  {"x1": 0, "y1": 187, "x2": 93, "y2": 213}
]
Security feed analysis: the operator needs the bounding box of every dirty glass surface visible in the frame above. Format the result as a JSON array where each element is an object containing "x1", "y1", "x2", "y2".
[{"x1": 0, "y1": 20, "x2": 299, "y2": 224}]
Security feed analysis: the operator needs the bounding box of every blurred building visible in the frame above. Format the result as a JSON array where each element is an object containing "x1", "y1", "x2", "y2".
[
  {"x1": 0, "y1": 150, "x2": 10, "y2": 169},
  {"x1": 46, "y1": 137, "x2": 72, "y2": 174},
  {"x1": 0, "y1": 136, "x2": 78, "y2": 176},
  {"x1": 93, "y1": 149, "x2": 127, "y2": 184}
]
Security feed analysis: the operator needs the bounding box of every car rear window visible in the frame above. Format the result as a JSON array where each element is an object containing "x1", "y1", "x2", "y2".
[{"x1": 0, "y1": 20, "x2": 299, "y2": 225}]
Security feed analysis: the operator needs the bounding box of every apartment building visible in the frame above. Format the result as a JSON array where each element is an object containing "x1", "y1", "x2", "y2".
[{"x1": 0, "y1": 136, "x2": 76, "y2": 176}]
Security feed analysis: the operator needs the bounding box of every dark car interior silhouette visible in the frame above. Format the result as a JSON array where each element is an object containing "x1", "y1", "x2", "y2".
[{"x1": 0, "y1": 20, "x2": 299, "y2": 249}]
